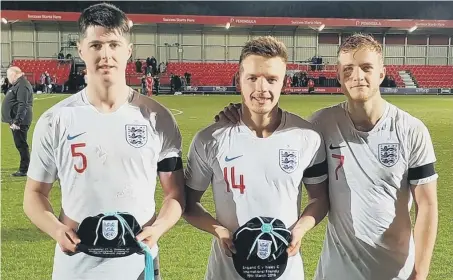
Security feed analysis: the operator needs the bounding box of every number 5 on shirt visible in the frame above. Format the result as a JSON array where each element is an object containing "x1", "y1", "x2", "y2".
[
  {"x1": 71, "y1": 143, "x2": 87, "y2": 173},
  {"x1": 223, "y1": 167, "x2": 246, "y2": 194}
]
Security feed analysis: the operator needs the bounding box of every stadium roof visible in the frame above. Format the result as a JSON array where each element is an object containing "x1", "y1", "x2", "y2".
[
  {"x1": 2, "y1": 9, "x2": 452, "y2": 35},
  {"x1": 2, "y1": 1, "x2": 453, "y2": 20}
]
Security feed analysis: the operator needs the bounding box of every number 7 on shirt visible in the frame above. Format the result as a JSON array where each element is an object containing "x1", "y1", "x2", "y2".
[{"x1": 331, "y1": 154, "x2": 344, "y2": 180}]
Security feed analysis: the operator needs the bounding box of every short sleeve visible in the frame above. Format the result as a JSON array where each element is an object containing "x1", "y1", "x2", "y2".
[
  {"x1": 27, "y1": 111, "x2": 58, "y2": 183},
  {"x1": 157, "y1": 108, "x2": 182, "y2": 162},
  {"x1": 303, "y1": 130, "x2": 328, "y2": 185},
  {"x1": 184, "y1": 132, "x2": 213, "y2": 192},
  {"x1": 408, "y1": 120, "x2": 438, "y2": 185},
  {"x1": 307, "y1": 109, "x2": 324, "y2": 131}
]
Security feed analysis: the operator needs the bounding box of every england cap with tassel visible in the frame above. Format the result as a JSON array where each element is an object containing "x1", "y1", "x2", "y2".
[
  {"x1": 76, "y1": 212, "x2": 158, "y2": 280},
  {"x1": 232, "y1": 216, "x2": 292, "y2": 280}
]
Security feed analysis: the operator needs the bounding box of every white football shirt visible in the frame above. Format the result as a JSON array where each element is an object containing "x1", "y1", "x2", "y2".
[
  {"x1": 185, "y1": 110, "x2": 328, "y2": 280},
  {"x1": 310, "y1": 101, "x2": 438, "y2": 280},
  {"x1": 27, "y1": 89, "x2": 182, "y2": 280}
]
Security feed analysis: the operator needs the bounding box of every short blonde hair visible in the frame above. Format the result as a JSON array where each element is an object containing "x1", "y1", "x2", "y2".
[
  {"x1": 239, "y1": 36, "x2": 288, "y2": 65},
  {"x1": 338, "y1": 33, "x2": 383, "y2": 59}
]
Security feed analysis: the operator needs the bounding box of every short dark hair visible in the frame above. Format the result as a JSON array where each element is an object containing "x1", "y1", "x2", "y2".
[
  {"x1": 239, "y1": 36, "x2": 288, "y2": 65},
  {"x1": 78, "y1": 3, "x2": 130, "y2": 39}
]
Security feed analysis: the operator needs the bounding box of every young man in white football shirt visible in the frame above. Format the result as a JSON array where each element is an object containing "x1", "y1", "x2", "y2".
[
  {"x1": 23, "y1": 3, "x2": 185, "y2": 280},
  {"x1": 310, "y1": 34, "x2": 438, "y2": 280},
  {"x1": 183, "y1": 36, "x2": 330, "y2": 280},
  {"x1": 216, "y1": 34, "x2": 438, "y2": 280}
]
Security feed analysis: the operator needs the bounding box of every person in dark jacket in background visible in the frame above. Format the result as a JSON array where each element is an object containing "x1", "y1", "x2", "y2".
[
  {"x1": 153, "y1": 75, "x2": 160, "y2": 95},
  {"x1": 184, "y1": 72, "x2": 191, "y2": 86},
  {"x1": 2, "y1": 77, "x2": 11, "y2": 94},
  {"x1": 1, "y1": 66, "x2": 34, "y2": 176},
  {"x1": 135, "y1": 59, "x2": 142, "y2": 73},
  {"x1": 141, "y1": 74, "x2": 147, "y2": 95},
  {"x1": 150, "y1": 56, "x2": 157, "y2": 75}
]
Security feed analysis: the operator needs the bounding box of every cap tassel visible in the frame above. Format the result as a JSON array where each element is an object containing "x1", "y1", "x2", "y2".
[{"x1": 143, "y1": 246, "x2": 155, "y2": 280}]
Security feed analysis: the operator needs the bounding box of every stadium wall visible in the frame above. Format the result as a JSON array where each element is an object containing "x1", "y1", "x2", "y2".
[{"x1": 1, "y1": 22, "x2": 453, "y2": 67}]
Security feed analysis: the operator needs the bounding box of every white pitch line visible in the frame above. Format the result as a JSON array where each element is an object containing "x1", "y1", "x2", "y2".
[
  {"x1": 170, "y1": 108, "x2": 183, "y2": 116},
  {"x1": 34, "y1": 95, "x2": 57, "y2": 101}
]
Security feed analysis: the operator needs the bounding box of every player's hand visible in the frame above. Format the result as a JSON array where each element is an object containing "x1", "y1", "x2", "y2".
[
  {"x1": 215, "y1": 226, "x2": 236, "y2": 257},
  {"x1": 287, "y1": 225, "x2": 306, "y2": 257},
  {"x1": 54, "y1": 224, "x2": 80, "y2": 255},
  {"x1": 136, "y1": 226, "x2": 163, "y2": 249},
  {"x1": 214, "y1": 103, "x2": 241, "y2": 123},
  {"x1": 10, "y1": 123, "x2": 20, "y2": 130}
]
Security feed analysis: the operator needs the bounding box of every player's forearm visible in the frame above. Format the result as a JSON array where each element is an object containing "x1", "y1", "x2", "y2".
[
  {"x1": 149, "y1": 197, "x2": 184, "y2": 238},
  {"x1": 413, "y1": 203, "x2": 438, "y2": 278},
  {"x1": 23, "y1": 190, "x2": 63, "y2": 241},
  {"x1": 183, "y1": 202, "x2": 224, "y2": 238},
  {"x1": 151, "y1": 169, "x2": 186, "y2": 237},
  {"x1": 295, "y1": 195, "x2": 329, "y2": 235}
]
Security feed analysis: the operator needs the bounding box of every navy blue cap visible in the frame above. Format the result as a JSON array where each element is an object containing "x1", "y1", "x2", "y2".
[
  {"x1": 76, "y1": 212, "x2": 156, "y2": 280},
  {"x1": 232, "y1": 216, "x2": 292, "y2": 280},
  {"x1": 76, "y1": 212, "x2": 143, "y2": 258}
]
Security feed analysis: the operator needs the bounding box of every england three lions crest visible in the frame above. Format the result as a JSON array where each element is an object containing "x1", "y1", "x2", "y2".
[
  {"x1": 378, "y1": 143, "x2": 399, "y2": 167},
  {"x1": 279, "y1": 149, "x2": 299, "y2": 173},
  {"x1": 102, "y1": 220, "x2": 118, "y2": 241},
  {"x1": 125, "y1": 124, "x2": 148, "y2": 148},
  {"x1": 257, "y1": 239, "x2": 272, "y2": 260}
]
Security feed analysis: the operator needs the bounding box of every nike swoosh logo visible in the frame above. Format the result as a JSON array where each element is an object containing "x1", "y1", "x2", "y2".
[
  {"x1": 225, "y1": 155, "x2": 243, "y2": 162},
  {"x1": 67, "y1": 132, "x2": 86, "y2": 140},
  {"x1": 329, "y1": 144, "x2": 345, "y2": 150}
]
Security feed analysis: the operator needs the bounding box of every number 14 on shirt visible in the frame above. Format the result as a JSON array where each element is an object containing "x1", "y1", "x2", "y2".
[{"x1": 223, "y1": 167, "x2": 246, "y2": 194}]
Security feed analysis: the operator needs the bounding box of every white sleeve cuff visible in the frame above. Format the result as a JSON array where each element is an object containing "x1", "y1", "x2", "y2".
[
  {"x1": 303, "y1": 174, "x2": 328, "y2": 185},
  {"x1": 26, "y1": 169, "x2": 56, "y2": 184},
  {"x1": 158, "y1": 149, "x2": 182, "y2": 162},
  {"x1": 409, "y1": 173, "x2": 438, "y2": 186}
]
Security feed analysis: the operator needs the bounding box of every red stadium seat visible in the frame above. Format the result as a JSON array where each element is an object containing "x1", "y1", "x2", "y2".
[{"x1": 12, "y1": 59, "x2": 72, "y2": 85}]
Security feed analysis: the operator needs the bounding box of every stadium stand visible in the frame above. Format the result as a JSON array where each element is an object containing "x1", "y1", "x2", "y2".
[
  {"x1": 124, "y1": 61, "x2": 452, "y2": 89},
  {"x1": 407, "y1": 65, "x2": 453, "y2": 88},
  {"x1": 11, "y1": 59, "x2": 71, "y2": 86},
  {"x1": 8, "y1": 59, "x2": 453, "y2": 90},
  {"x1": 1, "y1": 8, "x2": 452, "y2": 95},
  {"x1": 125, "y1": 61, "x2": 342, "y2": 87},
  {"x1": 385, "y1": 65, "x2": 453, "y2": 88}
]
